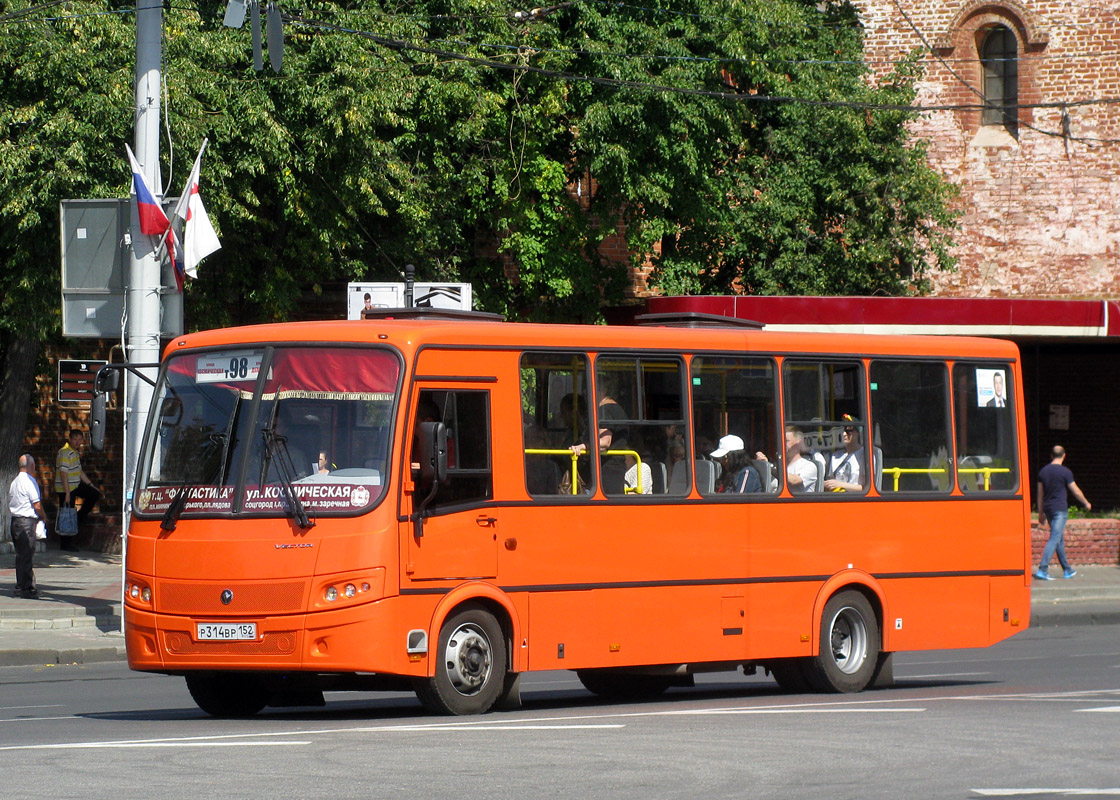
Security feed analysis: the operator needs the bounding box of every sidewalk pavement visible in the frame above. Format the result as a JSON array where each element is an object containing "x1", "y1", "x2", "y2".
[{"x1": 2, "y1": 547, "x2": 1119, "y2": 668}]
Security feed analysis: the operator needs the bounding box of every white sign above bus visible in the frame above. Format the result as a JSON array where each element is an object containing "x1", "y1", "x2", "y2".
[{"x1": 347, "y1": 282, "x2": 472, "y2": 320}]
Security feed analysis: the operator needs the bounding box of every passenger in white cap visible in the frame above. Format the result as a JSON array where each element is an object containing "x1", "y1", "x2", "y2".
[{"x1": 710, "y1": 434, "x2": 763, "y2": 493}]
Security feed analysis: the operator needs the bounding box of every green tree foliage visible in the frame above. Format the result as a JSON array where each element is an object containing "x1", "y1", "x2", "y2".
[{"x1": 1, "y1": 0, "x2": 957, "y2": 339}]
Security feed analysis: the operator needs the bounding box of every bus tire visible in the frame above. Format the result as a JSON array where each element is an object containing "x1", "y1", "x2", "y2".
[
  {"x1": 185, "y1": 673, "x2": 268, "y2": 717},
  {"x1": 804, "y1": 590, "x2": 880, "y2": 693},
  {"x1": 415, "y1": 606, "x2": 507, "y2": 715},
  {"x1": 576, "y1": 670, "x2": 676, "y2": 699},
  {"x1": 765, "y1": 658, "x2": 814, "y2": 694}
]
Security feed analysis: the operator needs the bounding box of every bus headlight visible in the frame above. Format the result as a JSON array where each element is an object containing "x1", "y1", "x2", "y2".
[{"x1": 325, "y1": 586, "x2": 338, "y2": 602}]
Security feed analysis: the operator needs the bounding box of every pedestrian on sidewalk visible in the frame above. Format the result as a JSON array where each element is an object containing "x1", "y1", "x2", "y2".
[
  {"x1": 1035, "y1": 445, "x2": 1091, "y2": 581},
  {"x1": 55, "y1": 428, "x2": 101, "y2": 551},
  {"x1": 9, "y1": 453, "x2": 46, "y2": 599}
]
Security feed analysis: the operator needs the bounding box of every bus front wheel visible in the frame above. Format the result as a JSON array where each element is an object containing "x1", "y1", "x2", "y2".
[
  {"x1": 804, "y1": 590, "x2": 880, "y2": 693},
  {"x1": 185, "y1": 672, "x2": 268, "y2": 717},
  {"x1": 415, "y1": 606, "x2": 507, "y2": 715}
]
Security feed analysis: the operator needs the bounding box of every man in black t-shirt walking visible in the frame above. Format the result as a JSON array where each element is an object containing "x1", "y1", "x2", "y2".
[{"x1": 1034, "y1": 445, "x2": 1091, "y2": 581}]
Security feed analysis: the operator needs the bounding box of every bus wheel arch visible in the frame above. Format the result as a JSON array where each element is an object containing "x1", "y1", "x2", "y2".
[{"x1": 427, "y1": 584, "x2": 521, "y2": 676}]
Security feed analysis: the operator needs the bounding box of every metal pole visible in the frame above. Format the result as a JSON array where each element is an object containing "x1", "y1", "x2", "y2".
[{"x1": 123, "y1": 0, "x2": 164, "y2": 618}]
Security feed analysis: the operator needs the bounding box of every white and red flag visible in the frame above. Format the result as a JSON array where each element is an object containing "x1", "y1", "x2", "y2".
[{"x1": 170, "y1": 139, "x2": 221, "y2": 281}]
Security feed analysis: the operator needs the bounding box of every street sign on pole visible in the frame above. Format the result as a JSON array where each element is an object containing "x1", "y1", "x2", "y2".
[{"x1": 57, "y1": 359, "x2": 109, "y2": 403}]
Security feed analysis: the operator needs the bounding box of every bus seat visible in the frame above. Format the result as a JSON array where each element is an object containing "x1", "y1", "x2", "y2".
[
  {"x1": 694, "y1": 459, "x2": 717, "y2": 494},
  {"x1": 668, "y1": 460, "x2": 689, "y2": 495},
  {"x1": 752, "y1": 459, "x2": 777, "y2": 493},
  {"x1": 872, "y1": 423, "x2": 884, "y2": 492},
  {"x1": 648, "y1": 460, "x2": 668, "y2": 494},
  {"x1": 812, "y1": 452, "x2": 827, "y2": 493}
]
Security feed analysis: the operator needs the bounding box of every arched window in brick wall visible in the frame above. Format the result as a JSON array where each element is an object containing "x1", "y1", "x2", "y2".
[{"x1": 979, "y1": 25, "x2": 1019, "y2": 135}]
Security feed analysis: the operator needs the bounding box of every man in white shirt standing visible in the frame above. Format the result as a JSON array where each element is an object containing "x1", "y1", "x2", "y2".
[{"x1": 9, "y1": 453, "x2": 46, "y2": 599}]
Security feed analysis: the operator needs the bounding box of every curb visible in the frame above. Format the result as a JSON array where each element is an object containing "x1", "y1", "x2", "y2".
[
  {"x1": 1029, "y1": 603, "x2": 1120, "y2": 628},
  {"x1": 0, "y1": 646, "x2": 127, "y2": 668}
]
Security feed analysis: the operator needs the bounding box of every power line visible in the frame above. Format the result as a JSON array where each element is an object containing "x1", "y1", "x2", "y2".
[
  {"x1": 284, "y1": 15, "x2": 1120, "y2": 118},
  {"x1": 887, "y1": 0, "x2": 1120, "y2": 145}
]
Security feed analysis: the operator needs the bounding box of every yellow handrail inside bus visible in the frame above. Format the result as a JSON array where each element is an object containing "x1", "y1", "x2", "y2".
[
  {"x1": 524, "y1": 448, "x2": 584, "y2": 495},
  {"x1": 880, "y1": 467, "x2": 948, "y2": 492},
  {"x1": 523, "y1": 448, "x2": 645, "y2": 494},
  {"x1": 957, "y1": 467, "x2": 1011, "y2": 491},
  {"x1": 604, "y1": 449, "x2": 643, "y2": 494}
]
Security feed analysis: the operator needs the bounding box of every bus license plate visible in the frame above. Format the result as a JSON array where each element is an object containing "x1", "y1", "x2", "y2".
[{"x1": 196, "y1": 622, "x2": 257, "y2": 641}]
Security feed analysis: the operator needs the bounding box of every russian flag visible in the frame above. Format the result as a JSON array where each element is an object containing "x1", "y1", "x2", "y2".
[{"x1": 125, "y1": 144, "x2": 169, "y2": 236}]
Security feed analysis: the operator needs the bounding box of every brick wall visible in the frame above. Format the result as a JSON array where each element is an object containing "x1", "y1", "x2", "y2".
[
  {"x1": 1032, "y1": 517, "x2": 1120, "y2": 565},
  {"x1": 857, "y1": 0, "x2": 1120, "y2": 299},
  {"x1": 21, "y1": 341, "x2": 125, "y2": 551}
]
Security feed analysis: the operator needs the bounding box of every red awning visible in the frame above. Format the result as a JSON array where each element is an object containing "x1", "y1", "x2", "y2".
[{"x1": 646, "y1": 296, "x2": 1120, "y2": 338}]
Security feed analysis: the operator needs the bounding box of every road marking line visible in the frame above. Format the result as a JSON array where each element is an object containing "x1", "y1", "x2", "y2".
[
  {"x1": 972, "y1": 790, "x2": 1120, "y2": 796},
  {"x1": 4, "y1": 741, "x2": 311, "y2": 751},
  {"x1": 901, "y1": 672, "x2": 989, "y2": 679},
  {"x1": 392, "y1": 724, "x2": 625, "y2": 731},
  {"x1": 680, "y1": 708, "x2": 925, "y2": 715},
  {"x1": 0, "y1": 705, "x2": 63, "y2": 712},
  {"x1": 1075, "y1": 706, "x2": 1120, "y2": 713},
  {"x1": 0, "y1": 716, "x2": 79, "y2": 723}
]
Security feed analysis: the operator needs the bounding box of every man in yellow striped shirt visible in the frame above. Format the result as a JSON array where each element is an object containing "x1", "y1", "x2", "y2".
[{"x1": 54, "y1": 428, "x2": 101, "y2": 551}]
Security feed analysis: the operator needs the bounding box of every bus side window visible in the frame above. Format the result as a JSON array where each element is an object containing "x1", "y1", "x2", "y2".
[
  {"x1": 595, "y1": 355, "x2": 686, "y2": 497},
  {"x1": 520, "y1": 352, "x2": 593, "y2": 498},
  {"x1": 953, "y1": 363, "x2": 1019, "y2": 493},
  {"x1": 691, "y1": 356, "x2": 780, "y2": 497},
  {"x1": 783, "y1": 359, "x2": 866, "y2": 496},
  {"x1": 869, "y1": 361, "x2": 952, "y2": 494},
  {"x1": 417, "y1": 389, "x2": 492, "y2": 506}
]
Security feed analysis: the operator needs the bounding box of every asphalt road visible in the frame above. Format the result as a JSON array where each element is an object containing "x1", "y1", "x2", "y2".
[{"x1": 2, "y1": 624, "x2": 1118, "y2": 800}]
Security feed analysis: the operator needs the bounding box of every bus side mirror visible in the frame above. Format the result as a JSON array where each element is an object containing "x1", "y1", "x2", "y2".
[
  {"x1": 418, "y1": 421, "x2": 448, "y2": 490},
  {"x1": 91, "y1": 392, "x2": 107, "y2": 451},
  {"x1": 94, "y1": 366, "x2": 120, "y2": 393}
]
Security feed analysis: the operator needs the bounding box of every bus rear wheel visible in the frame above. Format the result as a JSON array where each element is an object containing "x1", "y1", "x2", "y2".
[
  {"x1": 415, "y1": 606, "x2": 507, "y2": 715},
  {"x1": 185, "y1": 672, "x2": 268, "y2": 717},
  {"x1": 804, "y1": 590, "x2": 880, "y2": 693}
]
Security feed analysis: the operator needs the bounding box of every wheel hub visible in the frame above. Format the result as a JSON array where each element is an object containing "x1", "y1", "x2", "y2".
[{"x1": 444, "y1": 623, "x2": 492, "y2": 696}]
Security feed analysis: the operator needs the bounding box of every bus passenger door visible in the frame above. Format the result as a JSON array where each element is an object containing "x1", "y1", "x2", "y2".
[{"x1": 404, "y1": 385, "x2": 498, "y2": 581}]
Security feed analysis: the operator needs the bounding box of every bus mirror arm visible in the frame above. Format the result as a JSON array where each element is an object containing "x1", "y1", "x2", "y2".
[
  {"x1": 89, "y1": 362, "x2": 160, "y2": 452},
  {"x1": 413, "y1": 422, "x2": 448, "y2": 538}
]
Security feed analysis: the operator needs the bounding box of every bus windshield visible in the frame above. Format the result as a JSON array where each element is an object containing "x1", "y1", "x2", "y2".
[{"x1": 134, "y1": 345, "x2": 400, "y2": 518}]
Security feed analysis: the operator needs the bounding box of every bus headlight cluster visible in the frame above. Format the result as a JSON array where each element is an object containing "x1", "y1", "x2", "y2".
[
  {"x1": 126, "y1": 581, "x2": 152, "y2": 604},
  {"x1": 323, "y1": 581, "x2": 373, "y2": 603}
]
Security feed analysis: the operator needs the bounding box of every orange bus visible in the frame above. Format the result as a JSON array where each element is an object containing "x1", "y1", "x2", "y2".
[{"x1": 112, "y1": 310, "x2": 1031, "y2": 716}]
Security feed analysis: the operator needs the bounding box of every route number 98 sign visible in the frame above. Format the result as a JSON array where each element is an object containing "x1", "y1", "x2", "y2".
[{"x1": 195, "y1": 351, "x2": 264, "y2": 384}]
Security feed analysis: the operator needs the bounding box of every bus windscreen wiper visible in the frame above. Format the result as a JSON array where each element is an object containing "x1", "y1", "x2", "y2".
[
  {"x1": 161, "y1": 480, "x2": 193, "y2": 532},
  {"x1": 260, "y1": 396, "x2": 315, "y2": 530}
]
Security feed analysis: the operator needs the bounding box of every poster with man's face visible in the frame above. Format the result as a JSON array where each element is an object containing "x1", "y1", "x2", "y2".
[{"x1": 976, "y1": 368, "x2": 1007, "y2": 407}]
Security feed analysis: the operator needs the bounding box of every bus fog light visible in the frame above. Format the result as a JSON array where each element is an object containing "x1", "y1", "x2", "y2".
[
  {"x1": 361, "y1": 582, "x2": 371, "y2": 593},
  {"x1": 344, "y1": 584, "x2": 356, "y2": 598},
  {"x1": 325, "y1": 586, "x2": 338, "y2": 602}
]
